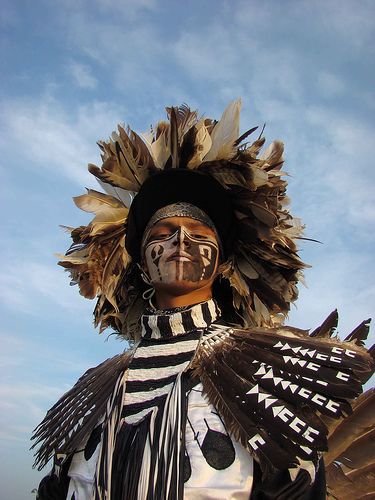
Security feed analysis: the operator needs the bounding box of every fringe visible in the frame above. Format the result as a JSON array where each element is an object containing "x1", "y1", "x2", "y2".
[{"x1": 95, "y1": 371, "x2": 188, "y2": 500}]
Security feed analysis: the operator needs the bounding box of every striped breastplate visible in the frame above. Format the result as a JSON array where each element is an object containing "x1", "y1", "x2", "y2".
[{"x1": 123, "y1": 299, "x2": 220, "y2": 424}]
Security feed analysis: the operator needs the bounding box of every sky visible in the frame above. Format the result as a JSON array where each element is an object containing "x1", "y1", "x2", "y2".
[{"x1": 1, "y1": 0, "x2": 374, "y2": 498}]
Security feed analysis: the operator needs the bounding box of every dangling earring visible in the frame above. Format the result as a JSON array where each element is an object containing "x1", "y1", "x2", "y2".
[{"x1": 142, "y1": 287, "x2": 155, "y2": 301}]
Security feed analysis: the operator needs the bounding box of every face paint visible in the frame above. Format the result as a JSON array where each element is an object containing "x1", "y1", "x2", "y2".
[{"x1": 143, "y1": 223, "x2": 219, "y2": 285}]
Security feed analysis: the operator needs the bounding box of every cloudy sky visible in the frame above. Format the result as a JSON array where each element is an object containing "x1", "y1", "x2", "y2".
[{"x1": 1, "y1": 0, "x2": 374, "y2": 497}]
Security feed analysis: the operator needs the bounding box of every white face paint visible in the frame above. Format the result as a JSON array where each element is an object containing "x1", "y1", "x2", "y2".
[{"x1": 142, "y1": 218, "x2": 220, "y2": 286}]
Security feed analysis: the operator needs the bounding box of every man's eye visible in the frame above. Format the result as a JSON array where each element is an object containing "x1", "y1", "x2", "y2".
[
  {"x1": 151, "y1": 232, "x2": 171, "y2": 240},
  {"x1": 191, "y1": 233, "x2": 207, "y2": 239}
]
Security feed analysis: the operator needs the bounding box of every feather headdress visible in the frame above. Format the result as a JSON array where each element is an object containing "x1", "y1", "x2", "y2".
[{"x1": 58, "y1": 100, "x2": 307, "y2": 339}]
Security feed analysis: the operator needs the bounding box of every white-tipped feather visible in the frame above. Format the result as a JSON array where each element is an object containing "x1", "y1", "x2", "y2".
[
  {"x1": 204, "y1": 99, "x2": 242, "y2": 161},
  {"x1": 96, "y1": 179, "x2": 134, "y2": 207},
  {"x1": 260, "y1": 140, "x2": 284, "y2": 166},
  {"x1": 146, "y1": 129, "x2": 170, "y2": 169}
]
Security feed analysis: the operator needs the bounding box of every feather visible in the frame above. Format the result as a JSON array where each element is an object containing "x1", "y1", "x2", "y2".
[
  {"x1": 220, "y1": 259, "x2": 249, "y2": 297},
  {"x1": 113, "y1": 136, "x2": 141, "y2": 186},
  {"x1": 166, "y1": 103, "x2": 198, "y2": 139},
  {"x1": 73, "y1": 189, "x2": 124, "y2": 212},
  {"x1": 31, "y1": 352, "x2": 133, "y2": 470},
  {"x1": 89, "y1": 206, "x2": 128, "y2": 237},
  {"x1": 194, "y1": 322, "x2": 374, "y2": 480},
  {"x1": 250, "y1": 201, "x2": 279, "y2": 227},
  {"x1": 234, "y1": 126, "x2": 259, "y2": 146},
  {"x1": 325, "y1": 390, "x2": 375, "y2": 499},
  {"x1": 245, "y1": 136, "x2": 266, "y2": 158},
  {"x1": 88, "y1": 159, "x2": 139, "y2": 192},
  {"x1": 101, "y1": 241, "x2": 130, "y2": 311},
  {"x1": 204, "y1": 99, "x2": 242, "y2": 161},
  {"x1": 120, "y1": 126, "x2": 155, "y2": 177},
  {"x1": 325, "y1": 389, "x2": 375, "y2": 466},
  {"x1": 309, "y1": 310, "x2": 338, "y2": 338},
  {"x1": 236, "y1": 255, "x2": 259, "y2": 280},
  {"x1": 344, "y1": 318, "x2": 371, "y2": 347},
  {"x1": 57, "y1": 101, "x2": 368, "y2": 337},
  {"x1": 96, "y1": 179, "x2": 135, "y2": 207},
  {"x1": 200, "y1": 161, "x2": 248, "y2": 187},
  {"x1": 179, "y1": 125, "x2": 197, "y2": 169},
  {"x1": 195, "y1": 348, "x2": 295, "y2": 474},
  {"x1": 167, "y1": 106, "x2": 179, "y2": 169},
  {"x1": 231, "y1": 325, "x2": 373, "y2": 377},
  {"x1": 141, "y1": 123, "x2": 170, "y2": 169},
  {"x1": 227, "y1": 350, "x2": 352, "y2": 418},
  {"x1": 260, "y1": 140, "x2": 284, "y2": 169},
  {"x1": 246, "y1": 165, "x2": 270, "y2": 189},
  {"x1": 184, "y1": 120, "x2": 212, "y2": 169}
]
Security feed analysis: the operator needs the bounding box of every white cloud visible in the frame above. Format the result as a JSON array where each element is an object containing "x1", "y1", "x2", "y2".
[
  {"x1": 316, "y1": 72, "x2": 346, "y2": 97},
  {"x1": 304, "y1": 105, "x2": 375, "y2": 228},
  {"x1": 0, "y1": 260, "x2": 90, "y2": 314},
  {"x1": 0, "y1": 96, "x2": 125, "y2": 186},
  {"x1": 0, "y1": 381, "x2": 64, "y2": 441},
  {"x1": 95, "y1": 0, "x2": 156, "y2": 13},
  {"x1": 314, "y1": 0, "x2": 375, "y2": 51},
  {"x1": 289, "y1": 249, "x2": 374, "y2": 335},
  {"x1": 68, "y1": 61, "x2": 98, "y2": 89},
  {"x1": 59, "y1": 0, "x2": 156, "y2": 18},
  {"x1": 0, "y1": 330, "x2": 100, "y2": 442}
]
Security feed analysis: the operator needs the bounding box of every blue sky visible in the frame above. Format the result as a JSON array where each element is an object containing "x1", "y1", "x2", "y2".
[{"x1": 1, "y1": 0, "x2": 374, "y2": 497}]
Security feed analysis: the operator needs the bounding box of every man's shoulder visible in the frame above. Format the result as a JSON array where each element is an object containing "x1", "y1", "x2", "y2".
[
  {"x1": 31, "y1": 349, "x2": 134, "y2": 470},
  {"x1": 75, "y1": 350, "x2": 134, "y2": 384}
]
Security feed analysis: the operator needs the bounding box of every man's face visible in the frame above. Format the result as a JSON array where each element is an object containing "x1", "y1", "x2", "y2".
[{"x1": 142, "y1": 216, "x2": 220, "y2": 295}]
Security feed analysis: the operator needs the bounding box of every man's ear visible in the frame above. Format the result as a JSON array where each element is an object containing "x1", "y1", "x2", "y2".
[
  {"x1": 138, "y1": 255, "x2": 148, "y2": 273},
  {"x1": 139, "y1": 244, "x2": 147, "y2": 272}
]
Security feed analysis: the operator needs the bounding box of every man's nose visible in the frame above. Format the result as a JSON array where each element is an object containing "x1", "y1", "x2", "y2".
[{"x1": 172, "y1": 228, "x2": 190, "y2": 247}]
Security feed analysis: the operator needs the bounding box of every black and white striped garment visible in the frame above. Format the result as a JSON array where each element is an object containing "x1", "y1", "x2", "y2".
[
  {"x1": 94, "y1": 299, "x2": 223, "y2": 499},
  {"x1": 123, "y1": 299, "x2": 221, "y2": 424}
]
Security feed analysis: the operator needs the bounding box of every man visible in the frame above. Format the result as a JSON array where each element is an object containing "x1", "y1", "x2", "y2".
[{"x1": 32, "y1": 101, "x2": 373, "y2": 499}]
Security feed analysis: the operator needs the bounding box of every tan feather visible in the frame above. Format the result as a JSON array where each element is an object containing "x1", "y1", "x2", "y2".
[
  {"x1": 101, "y1": 242, "x2": 130, "y2": 311},
  {"x1": 143, "y1": 126, "x2": 170, "y2": 169},
  {"x1": 88, "y1": 159, "x2": 140, "y2": 192},
  {"x1": 221, "y1": 259, "x2": 249, "y2": 297},
  {"x1": 247, "y1": 165, "x2": 270, "y2": 188},
  {"x1": 186, "y1": 120, "x2": 212, "y2": 169},
  {"x1": 89, "y1": 206, "x2": 128, "y2": 236},
  {"x1": 244, "y1": 136, "x2": 266, "y2": 158},
  {"x1": 118, "y1": 126, "x2": 154, "y2": 178},
  {"x1": 166, "y1": 103, "x2": 198, "y2": 138},
  {"x1": 325, "y1": 389, "x2": 375, "y2": 499},
  {"x1": 325, "y1": 389, "x2": 375, "y2": 465},
  {"x1": 260, "y1": 140, "x2": 284, "y2": 169},
  {"x1": 73, "y1": 189, "x2": 124, "y2": 213}
]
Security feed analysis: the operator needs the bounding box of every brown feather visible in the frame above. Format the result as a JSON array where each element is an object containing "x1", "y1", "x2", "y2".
[{"x1": 310, "y1": 310, "x2": 338, "y2": 338}]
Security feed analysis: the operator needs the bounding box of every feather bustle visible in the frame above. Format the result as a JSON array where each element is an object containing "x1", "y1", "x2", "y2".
[{"x1": 192, "y1": 321, "x2": 373, "y2": 479}]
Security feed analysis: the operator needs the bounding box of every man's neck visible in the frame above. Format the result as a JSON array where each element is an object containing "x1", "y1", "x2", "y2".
[{"x1": 154, "y1": 288, "x2": 213, "y2": 310}]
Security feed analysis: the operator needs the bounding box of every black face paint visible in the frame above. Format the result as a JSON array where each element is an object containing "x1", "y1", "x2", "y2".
[{"x1": 144, "y1": 226, "x2": 219, "y2": 284}]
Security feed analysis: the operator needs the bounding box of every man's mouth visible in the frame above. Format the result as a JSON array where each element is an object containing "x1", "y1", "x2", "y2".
[{"x1": 167, "y1": 252, "x2": 195, "y2": 262}]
